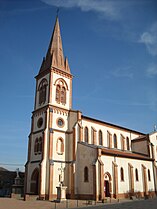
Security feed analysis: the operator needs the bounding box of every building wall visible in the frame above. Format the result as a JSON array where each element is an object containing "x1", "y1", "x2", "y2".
[
  {"x1": 101, "y1": 155, "x2": 154, "y2": 196},
  {"x1": 81, "y1": 118, "x2": 141, "y2": 150},
  {"x1": 131, "y1": 140, "x2": 149, "y2": 156},
  {"x1": 75, "y1": 143, "x2": 97, "y2": 197}
]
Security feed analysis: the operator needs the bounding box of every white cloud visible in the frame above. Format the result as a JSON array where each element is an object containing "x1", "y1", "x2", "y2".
[
  {"x1": 112, "y1": 66, "x2": 134, "y2": 79},
  {"x1": 139, "y1": 22, "x2": 157, "y2": 56},
  {"x1": 41, "y1": 0, "x2": 128, "y2": 20},
  {"x1": 146, "y1": 63, "x2": 157, "y2": 77}
]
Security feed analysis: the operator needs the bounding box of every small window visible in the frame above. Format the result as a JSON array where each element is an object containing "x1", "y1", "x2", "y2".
[
  {"x1": 84, "y1": 166, "x2": 89, "y2": 182},
  {"x1": 60, "y1": 87, "x2": 66, "y2": 104},
  {"x1": 34, "y1": 138, "x2": 38, "y2": 154},
  {"x1": 120, "y1": 167, "x2": 124, "y2": 181},
  {"x1": 84, "y1": 127, "x2": 89, "y2": 143},
  {"x1": 56, "y1": 85, "x2": 61, "y2": 103},
  {"x1": 135, "y1": 168, "x2": 139, "y2": 181},
  {"x1": 56, "y1": 138, "x2": 64, "y2": 155},
  {"x1": 39, "y1": 137, "x2": 42, "y2": 153},
  {"x1": 38, "y1": 79, "x2": 48, "y2": 105},
  {"x1": 57, "y1": 118, "x2": 64, "y2": 127},
  {"x1": 99, "y1": 130, "x2": 103, "y2": 145},
  {"x1": 113, "y1": 134, "x2": 117, "y2": 148},
  {"x1": 37, "y1": 117, "x2": 43, "y2": 128},
  {"x1": 148, "y1": 169, "x2": 151, "y2": 181},
  {"x1": 34, "y1": 137, "x2": 42, "y2": 155},
  {"x1": 55, "y1": 79, "x2": 67, "y2": 105}
]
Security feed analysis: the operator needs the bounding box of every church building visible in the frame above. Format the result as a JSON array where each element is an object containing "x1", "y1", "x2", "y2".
[{"x1": 25, "y1": 16, "x2": 157, "y2": 201}]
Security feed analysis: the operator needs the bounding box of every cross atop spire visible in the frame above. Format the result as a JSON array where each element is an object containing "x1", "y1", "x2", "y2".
[{"x1": 39, "y1": 16, "x2": 71, "y2": 74}]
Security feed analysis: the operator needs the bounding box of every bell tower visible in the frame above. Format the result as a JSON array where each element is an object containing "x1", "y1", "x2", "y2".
[
  {"x1": 25, "y1": 16, "x2": 74, "y2": 200},
  {"x1": 34, "y1": 16, "x2": 72, "y2": 111}
]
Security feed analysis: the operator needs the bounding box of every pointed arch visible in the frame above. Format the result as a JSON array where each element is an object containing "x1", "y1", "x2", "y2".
[
  {"x1": 60, "y1": 86, "x2": 66, "y2": 104},
  {"x1": 38, "y1": 137, "x2": 42, "y2": 153},
  {"x1": 54, "y1": 78, "x2": 68, "y2": 90},
  {"x1": 34, "y1": 137, "x2": 42, "y2": 155},
  {"x1": 84, "y1": 127, "x2": 89, "y2": 143},
  {"x1": 104, "y1": 172, "x2": 112, "y2": 181},
  {"x1": 56, "y1": 85, "x2": 61, "y2": 103},
  {"x1": 84, "y1": 166, "x2": 89, "y2": 182},
  {"x1": 99, "y1": 130, "x2": 103, "y2": 145},
  {"x1": 30, "y1": 168, "x2": 39, "y2": 194},
  {"x1": 55, "y1": 78, "x2": 68, "y2": 104},
  {"x1": 38, "y1": 78, "x2": 48, "y2": 105},
  {"x1": 113, "y1": 134, "x2": 117, "y2": 148},
  {"x1": 104, "y1": 172, "x2": 112, "y2": 198},
  {"x1": 34, "y1": 138, "x2": 38, "y2": 154}
]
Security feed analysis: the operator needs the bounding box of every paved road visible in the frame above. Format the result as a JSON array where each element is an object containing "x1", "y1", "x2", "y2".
[
  {"x1": 77, "y1": 198, "x2": 157, "y2": 209},
  {"x1": 0, "y1": 198, "x2": 157, "y2": 209}
]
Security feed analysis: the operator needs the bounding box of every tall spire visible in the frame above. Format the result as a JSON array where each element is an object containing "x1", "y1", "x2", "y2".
[{"x1": 39, "y1": 16, "x2": 71, "y2": 74}]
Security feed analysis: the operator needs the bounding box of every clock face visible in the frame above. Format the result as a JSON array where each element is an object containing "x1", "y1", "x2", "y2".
[
  {"x1": 57, "y1": 118, "x2": 64, "y2": 127},
  {"x1": 37, "y1": 117, "x2": 43, "y2": 128}
]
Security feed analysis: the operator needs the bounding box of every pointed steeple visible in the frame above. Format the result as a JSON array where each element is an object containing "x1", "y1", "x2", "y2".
[{"x1": 39, "y1": 16, "x2": 71, "y2": 74}]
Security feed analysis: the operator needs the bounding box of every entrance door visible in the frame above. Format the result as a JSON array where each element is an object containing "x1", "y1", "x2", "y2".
[
  {"x1": 30, "y1": 168, "x2": 39, "y2": 194},
  {"x1": 104, "y1": 180, "x2": 110, "y2": 197}
]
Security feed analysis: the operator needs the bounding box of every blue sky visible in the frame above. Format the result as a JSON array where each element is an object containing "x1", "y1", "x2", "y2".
[{"x1": 0, "y1": 0, "x2": 157, "y2": 171}]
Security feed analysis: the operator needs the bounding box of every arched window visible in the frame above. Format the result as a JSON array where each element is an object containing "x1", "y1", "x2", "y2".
[
  {"x1": 120, "y1": 167, "x2": 124, "y2": 181},
  {"x1": 113, "y1": 134, "x2": 117, "y2": 148},
  {"x1": 84, "y1": 127, "x2": 89, "y2": 143},
  {"x1": 148, "y1": 169, "x2": 151, "y2": 181},
  {"x1": 56, "y1": 85, "x2": 61, "y2": 103},
  {"x1": 84, "y1": 166, "x2": 89, "y2": 182},
  {"x1": 126, "y1": 137, "x2": 130, "y2": 150},
  {"x1": 38, "y1": 137, "x2": 42, "y2": 153},
  {"x1": 34, "y1": 137, "x2": 42, "y2": 155},
  {"x1": 56, "y1": 138, "x2": 64, "y2": 155},
  {"x1": 99, "y1": 130, "x2": 103, "y2": 145},
  {"x1": 135, "y1": 168, "x2": 139, "y2": 181},
  {"x1": 38, "y1": 79, "x2": 48, "y2": 105},
  {"x1": 34, "y1": 138, "x2": 38, "y2": 154},
  {"x1": 60, "y1": 87, "x2": 66, "y2": 104},
  {"x1": 55, "y1": 79, "x2": 67, "y2": 105}
]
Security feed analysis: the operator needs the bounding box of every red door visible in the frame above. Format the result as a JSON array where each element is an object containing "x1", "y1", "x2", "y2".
[{"x1": 104, "y1": 180, "x2": 110, "y2": 197}]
